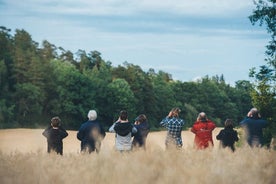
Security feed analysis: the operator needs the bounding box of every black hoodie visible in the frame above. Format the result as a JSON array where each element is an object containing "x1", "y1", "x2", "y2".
[{"x1": 114, "y1": 122, "x2": 133, "y2": 136}]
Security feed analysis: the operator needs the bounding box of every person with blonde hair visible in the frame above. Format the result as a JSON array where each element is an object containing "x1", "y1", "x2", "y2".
[
  {"x1": 77, "y1": 110, "x2": 106, "y2": 153},
  {"x1": 191, "y1": 112, "x2": 216, "y2": 149},
  {"x1": 160, "y1": 108, "x2": 185, "y2": 149},
  {"x1": 216, "y1": 119, "x2": 239, "y2": 152}
]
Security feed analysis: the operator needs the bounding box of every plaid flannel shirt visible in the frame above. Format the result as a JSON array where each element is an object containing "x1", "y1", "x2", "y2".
[{"x1": 160, "y1": 117, "x2": 185, "y2": 146}]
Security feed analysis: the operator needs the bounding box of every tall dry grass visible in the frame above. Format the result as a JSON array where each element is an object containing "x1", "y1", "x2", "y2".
[{"x1": 0, "y1": 129, "x2": 275, "y2": 184}]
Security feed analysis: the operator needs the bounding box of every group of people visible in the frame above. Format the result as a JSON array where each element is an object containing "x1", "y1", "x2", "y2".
[
  {"x1": 42, "y1": 110, "x2": 150, "y2": 154},
  {"x1": 42, "y1": 107, "x2": 268, "y2": 155}
]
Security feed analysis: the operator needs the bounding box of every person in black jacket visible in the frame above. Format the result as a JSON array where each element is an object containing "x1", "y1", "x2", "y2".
[
  {"x1": 216, "y1": 119, "x2": 239, "y2": 152},
  {"x1": 132, "y1": 114, "x2": 150, "y2": 149},
  {"x1": 42, "y1": 117, "x2": 68, "y2": 155},
  {"x1": 77, "y1": 110, "x2": 106, "y2": 153}
]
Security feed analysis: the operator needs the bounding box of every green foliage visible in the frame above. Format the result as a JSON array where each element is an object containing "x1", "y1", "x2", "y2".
[
  {"x1": 0, "y1": 28, "x2": 255, "y2": 130},
  {"x1": 249, "y1": 0, "x2": 276, "y2": 57},
  {"x1": 249, "y1": 0, "x2": 276, "y2": 147},
  {"x1": 107, "y1": 78, "x2": 137, "y2": 124}
]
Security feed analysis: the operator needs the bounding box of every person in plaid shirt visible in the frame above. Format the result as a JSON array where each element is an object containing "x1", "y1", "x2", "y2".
[{"x1": 160, "y1": 108, "x2": 185, "y2": 149}]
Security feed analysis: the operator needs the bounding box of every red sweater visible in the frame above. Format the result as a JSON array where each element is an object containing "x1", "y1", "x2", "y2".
[{"x1": 191, "y1": 120, "x2": 216, "y2": 149}]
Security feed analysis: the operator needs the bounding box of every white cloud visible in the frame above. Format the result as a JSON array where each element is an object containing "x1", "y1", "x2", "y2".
[{"x1": 2, "y1": 0, "x2": 254, "y2": 17}]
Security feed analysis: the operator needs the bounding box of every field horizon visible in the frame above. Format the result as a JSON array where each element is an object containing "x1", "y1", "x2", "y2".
[{"x1": 0, "y1": 128, "x2": 275, "y2": 184}]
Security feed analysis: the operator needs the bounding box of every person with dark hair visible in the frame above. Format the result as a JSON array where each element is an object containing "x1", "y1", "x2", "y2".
[
  {"x1": 240, "y1": 108, "x2": 268, "y2": 147},
  {"x1": 42, "y1": 116, "x2": 68, "y2": 155},
  {"x1": 132, "y1": 114, "x2": 150, "y2": 149},
  {"x1": 160, "y1": 108, "x2": 185, "y2": 149},
  {"x1": 109, "y1": 110, "x2": 137, "y2": 152},
  {"x1": 77, "y1": 110, "x2": 106, "y2": 153},
  {"x1": 191, "y1": 112, "x2": 216, "y2": 149},
  {"x1": 216, "y1": 119, "x2": 239, "y2": 152}
]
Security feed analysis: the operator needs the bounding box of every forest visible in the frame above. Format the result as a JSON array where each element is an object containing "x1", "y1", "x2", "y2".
[{"x1": 0, "y1": 26, "x2": 257, "y2": 130}]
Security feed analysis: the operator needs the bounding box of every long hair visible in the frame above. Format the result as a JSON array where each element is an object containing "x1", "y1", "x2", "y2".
[{"x1": 170, "y1": 108, "x2": 181, "y2": 117}]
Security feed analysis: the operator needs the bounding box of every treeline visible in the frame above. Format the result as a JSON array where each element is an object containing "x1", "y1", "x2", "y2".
[{"x1": 0, "y1": 27, "x2": 254, "y2": 130}]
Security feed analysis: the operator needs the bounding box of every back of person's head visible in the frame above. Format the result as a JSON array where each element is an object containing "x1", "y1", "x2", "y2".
[
  {"x1": 120, "y1": 110, "x2": 128, "y2": 121},
  {"x1": 171, "y1": 107, "x2": 181, "y2": 117},
  {"x1": 224, "y1": 119, "x2": 234, "y2": 128},
  {"x1": 197, "y1": 112, "x2": 207, "y2": 122},
  {"x1": 250, "y1": 108, "x2": 260, "y2": 119},
  {"x1": 87, "y1": 110, "x2": 97, "y2": 121},
  {"x1": 51, "y1": 116, "x2": 61, "y2": 127},
  {"x1": 137, "y1": 114, "x2": 147, "y2": 123}
]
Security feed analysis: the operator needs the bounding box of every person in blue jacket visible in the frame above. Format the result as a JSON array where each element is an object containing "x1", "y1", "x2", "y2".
[
  {"x1": 77, "y1": 110, "x2": 106, "y2": 153},
  {"x1": 132, "y1": 114, "x2": 150, "y2": 149},
  {"x1": 240, "y1": 108, "x2": 268, "y2": 147}
]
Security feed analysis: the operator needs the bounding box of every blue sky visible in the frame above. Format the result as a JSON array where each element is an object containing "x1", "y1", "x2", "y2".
[{"x1": 0, "y1": 0, "x2": 269, "y2": 85}]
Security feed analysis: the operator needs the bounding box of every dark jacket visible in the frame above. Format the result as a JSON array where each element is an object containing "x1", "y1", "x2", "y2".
[
  {"x1": 42, "y1": 126, "x2": 68, "y2": 155},
  {"x1": 216, "y1": 127, "x2": 239, "y2": 152},
  {"x1": 240, "y1": 117, "x2": 267, "y2": 147},
  {"x1": 114, "y1": 122, "x2": 134, "y2": 136},
  {"x1": 77, "y1": 120, "x2": 106, "y2": 153},
  {"x1": 133, "y1": 122, "x2": 150, "y2": 148}
]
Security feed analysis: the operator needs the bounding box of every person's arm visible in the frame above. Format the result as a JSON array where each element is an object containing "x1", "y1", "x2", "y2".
[
  {"x1": 100, "y1": 124, "x2": 106, "y2": 138},
  {"x1": 191, "y1": 123, "x2": 197, "y2": 134},
  {"x1": 59, "y1": 126, "x2": 68, "y2": 139},
  {"x1": 160, "y1": 117, "x2": 169, "y2": 127},
  {"x1": 42, "y1": 125, "x2": 52, "y2": 138},
  {"x1": 234, "y1": 130, "x2": 239, "y2": 142},
  {"x1": 109, "y1": 123, "x2": 116, "y2": 133},
  {"x1": 216, "y1": 130, "x2": 223, "y2": 140},
  {"x1": 132, "y1": 126, "x2": 137, "y2": 134},
  {"x1": 210, "y1": 122, "x2": 216, "y2": 130},
  {"x1": 77, "y1": 125, "x2": 84, "y2": 141}
]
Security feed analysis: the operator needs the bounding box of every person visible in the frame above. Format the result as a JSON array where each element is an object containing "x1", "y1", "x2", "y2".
[
  {"x1": 77, "y1": 110, "x2": 106, "y2": 153},
  {"x1": 160, "y1": 108, "x2": 185, "y2": 149},
  {"x1": 42, "y1": 116, "x2": 68, "y2": 155},
  {"x1": 240, "y1": 108, "x2": 268, "y2": 147},
  {"x1": 191, "y1": 112, "x2": 216, "y2": 149},
  {"x1": 132, "y1": 114, "x2": 150, "y2": 149},
  {"x1": 109, "y1": 110, "x2": 137, "y2": 152},
  {"x1": 216, "y1": 119, "x2": 239, "y2": 152}
]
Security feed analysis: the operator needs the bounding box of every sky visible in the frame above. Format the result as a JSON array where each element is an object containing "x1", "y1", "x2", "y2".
[{"x1": 0, "y1": 0, "x2": 270, "y2": 85}]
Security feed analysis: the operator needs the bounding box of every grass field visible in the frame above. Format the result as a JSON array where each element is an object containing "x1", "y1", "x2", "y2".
[{"x1": 0, "y1": 128, "x2": 275, "y2": 184}]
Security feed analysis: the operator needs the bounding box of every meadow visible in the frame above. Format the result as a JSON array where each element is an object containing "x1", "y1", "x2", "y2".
[{"x1": 0, "y1": 128, "x2": 275, "y2": 184}]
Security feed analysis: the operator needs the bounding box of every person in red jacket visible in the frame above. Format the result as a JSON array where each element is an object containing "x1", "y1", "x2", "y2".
[{"x1": 191, "y1": 112, "x2": 216, "y2": 149}]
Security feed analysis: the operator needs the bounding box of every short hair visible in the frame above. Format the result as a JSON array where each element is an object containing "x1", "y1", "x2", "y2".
[
  {"x1": 120, "y1": 110, "x2": 128, "y2": 121},
  {"x1": 51, "y1": 116, "x2": 61, "y2": 127},
  {"x1": 87, "y1": 110, "x2": 97, "y2": 121},
  {"x1": 224, "y1": 119, "x2": 234, "y2": 128},
  {"x1": 197, "y1": 112, "x2": 207, "y2": 122},
  {"x1": 250, "y1": 108, "x2": 260, "y2": 118}
]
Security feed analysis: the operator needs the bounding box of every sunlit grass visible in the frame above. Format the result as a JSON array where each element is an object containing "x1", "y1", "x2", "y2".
[
  {"x1": 1, "y1": 146, "x2": 275, "y2": 184},
  {"x1": 0, "y1": 129, "x2": 275, "y2": 184}
]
